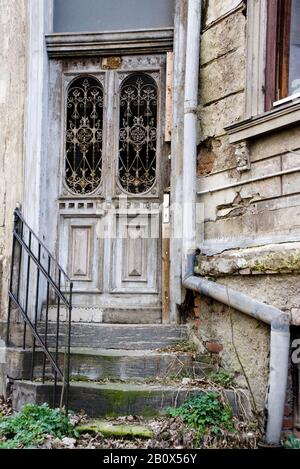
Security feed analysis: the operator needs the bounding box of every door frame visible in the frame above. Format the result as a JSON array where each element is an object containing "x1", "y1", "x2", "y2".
[{"x1": 23, "y1": 0, "x2": 188, "y2": 324}]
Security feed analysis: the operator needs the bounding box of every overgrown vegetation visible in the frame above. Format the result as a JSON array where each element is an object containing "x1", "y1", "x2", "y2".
[
  {"x1": 167, "y1": 392, "x2": 234, "y2": 443},
  {"x1": 284, "y1": 434, "x2": 300, "y2": 449},
  {"x1": 0, "y1": 403, "x2": 78, "y2": 449},
  {"x1": 208, "y1": 371, "x2": 235, "y2": 387},
  {"x1": 158, "y1": 339, "x2": 199, "y2": 355}
]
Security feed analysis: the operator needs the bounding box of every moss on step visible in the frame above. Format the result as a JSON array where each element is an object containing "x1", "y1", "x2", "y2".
[
  {"x1": 101, "y1": 387, "x2": 159, "y2": 418},
  {"x1": 250, "y1": 251, "x2": 300, "y2": 273},
  {"x1": 77, "y1": 420, "x2": 153, "y2": 439}
]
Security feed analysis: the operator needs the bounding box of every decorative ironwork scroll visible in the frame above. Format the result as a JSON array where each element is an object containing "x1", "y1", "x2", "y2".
[
  {"x1": 65, "y1": 76, "x2": 103, "y2": 194},
  {"x1": 119, "y1": 73, "x2": 158, "y2": 194}
]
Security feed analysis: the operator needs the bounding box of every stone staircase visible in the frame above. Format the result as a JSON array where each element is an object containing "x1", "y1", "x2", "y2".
[{"x1": 6, "y1": 323, "x2": 248, "y2": 418}]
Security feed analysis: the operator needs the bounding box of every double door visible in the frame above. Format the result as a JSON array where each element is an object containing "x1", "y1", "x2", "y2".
[{"x1": 48, "y1": 54, "x2": 168, "y2": 322}]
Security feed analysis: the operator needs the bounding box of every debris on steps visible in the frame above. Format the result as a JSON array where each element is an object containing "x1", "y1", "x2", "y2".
[{"x1": 5, "y1": 322, "x2": 253, "y2": 439}]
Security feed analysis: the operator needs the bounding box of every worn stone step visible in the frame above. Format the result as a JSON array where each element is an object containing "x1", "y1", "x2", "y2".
[
  {"x1": 12, "y1": 380, "x2": 248, "y2": 418},
  {"x1": 2, "y1": 323, "x2": 188, "y2": 350},
  {"x1": 6, "y1": 347, "x2": 214, "y2": 382},
  {"x1": 37, "y1": 323, "x2": 188, "y2": 350}
]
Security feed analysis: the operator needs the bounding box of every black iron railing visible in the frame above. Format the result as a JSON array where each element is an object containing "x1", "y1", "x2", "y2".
[{"x1": 6, "y1": 208, "x2": 73, "y2": 412}]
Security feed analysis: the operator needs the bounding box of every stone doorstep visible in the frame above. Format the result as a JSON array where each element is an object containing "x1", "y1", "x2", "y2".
[
  {"x1": 11, "y1": 380, "x2": 248, "y2": 418},
  {"x1": 6, "y1": 347, "x2": 215, "y2": 382},
  {"x1": 40, "y1": 306, "x2": 162, "y2": 324}
]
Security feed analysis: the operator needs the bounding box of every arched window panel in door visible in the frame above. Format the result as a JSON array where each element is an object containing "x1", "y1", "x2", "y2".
[
  {"x1": 118, "y1": 73, "x2": 158, "y2": 195},
  {"x1": 65, "y1": 76, "x2": 103, "y2": 195}
]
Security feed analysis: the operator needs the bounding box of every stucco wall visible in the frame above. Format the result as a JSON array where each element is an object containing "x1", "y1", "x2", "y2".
[
  {"x1": 194, "y1": 0, "x2": 300, "y2": 411},
  {"x1": 191, "y1": 295, "x2": 270, "y2": 410},
  {"x1": 0, "y1": 0, "x2": 27, "y2": 320}
]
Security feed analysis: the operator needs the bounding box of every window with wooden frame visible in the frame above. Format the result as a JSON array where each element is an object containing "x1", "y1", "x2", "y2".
[{"x1": 265, "y1": 0, "x2": 300, "y2": 110}]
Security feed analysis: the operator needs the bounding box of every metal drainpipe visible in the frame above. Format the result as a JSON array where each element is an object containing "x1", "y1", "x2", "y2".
[
  {"x1": 182, "y1": 0, "x2": 202, "y2": 277},
  {"x1": 183, "y1": 272, "x2": 291, "y2": 446}
]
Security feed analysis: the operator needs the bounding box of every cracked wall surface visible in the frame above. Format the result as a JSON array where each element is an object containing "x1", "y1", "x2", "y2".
[{"x1": 0, "y1": 1, "x2": 27, "y2": 320}]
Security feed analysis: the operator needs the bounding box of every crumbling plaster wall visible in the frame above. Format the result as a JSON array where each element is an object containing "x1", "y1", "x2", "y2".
[
  {"x1": 0, "y1": 0, "x2": 27, "y2": 321},
  {"x1": 194, "y1": 0, "x2": 300, "y2": 410}
]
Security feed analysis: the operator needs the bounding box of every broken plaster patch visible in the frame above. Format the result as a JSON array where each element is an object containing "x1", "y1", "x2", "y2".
[{"x1": 195, "y1": 242, "x2": 300, "y2": 277}]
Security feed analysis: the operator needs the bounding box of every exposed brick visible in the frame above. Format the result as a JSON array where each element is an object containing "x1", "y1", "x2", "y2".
[
  {"x1": 282, "y1": 417, "x2": 294, "y2": 430},
  {"x1": 197, "y1": 139, "x2": 216, "y2": 176},
  {"x1": 206, "y1": 341, "x2": 223, "y2": 354}
]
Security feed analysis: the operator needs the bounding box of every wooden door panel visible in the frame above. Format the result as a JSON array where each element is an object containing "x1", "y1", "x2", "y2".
[
  {"x1": 111, "y1": 214, "x2": 159, "y2": 293},
  {"x1": 59, "y1": 214, "x2": 104, "y2": 293}
]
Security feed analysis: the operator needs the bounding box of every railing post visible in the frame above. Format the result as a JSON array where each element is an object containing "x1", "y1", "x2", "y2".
[
  {"x1": 6, "y1": 209, "x2": 20, "y2": 345},
  {"x1": 65, "y1": 281, "x2": 73, "y2": 414},
  {"x1": 23, "y1": 231, "x2": 32, "y2": 349},
  {"x1": 42, "y1": 255, "x2": 51, "y2": 384},
  {"x1": 53, "y1": 269, "x2": 61, "y2": 409},
  {"x1": 30, "y1": 243, "x2": 41, "y2": 381}
]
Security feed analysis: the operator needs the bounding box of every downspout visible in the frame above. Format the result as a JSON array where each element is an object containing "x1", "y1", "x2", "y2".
[
  {"x1": 183, "y1": 272, "x2": 291, "y2": 446},
  {"x1": 181, "y1": 1, "x2": 290, "y2": 446},
  {"x1": 182, "y1": 0, "x2": 201, "y2": 277}
]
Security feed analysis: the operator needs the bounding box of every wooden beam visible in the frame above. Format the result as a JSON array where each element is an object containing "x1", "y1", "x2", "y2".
[
  {"x1": 162, "y1": 193, "x2": 170, "y2": 323},
  {"x1": 165, "y1": 51, "x2": 173, "y2": 142}
]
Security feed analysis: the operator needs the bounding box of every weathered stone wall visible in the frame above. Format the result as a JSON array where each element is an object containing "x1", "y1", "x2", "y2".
[
  {"x1": 194, "y1": 0, "x2": 300, "y2": 413},
  {"x1": 190, "y1": 295, "x2": 270, "y2": 410},
  {"x1": 0, "y1": 1, "x2": 27, "y2": 320}
]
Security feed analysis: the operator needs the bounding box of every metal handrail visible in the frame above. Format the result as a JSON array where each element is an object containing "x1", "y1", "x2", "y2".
[
  {"x1": 13, "y1": 208, "x2": 71, "y2": 281},
  {"x1": 6, "y1": 208, "x2": 73, "y2": 413}
]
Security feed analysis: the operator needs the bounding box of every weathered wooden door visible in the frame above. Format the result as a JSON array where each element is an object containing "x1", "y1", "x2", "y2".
[{"x1": 49, "y1": 55, "x2": 167, "y2": 323}]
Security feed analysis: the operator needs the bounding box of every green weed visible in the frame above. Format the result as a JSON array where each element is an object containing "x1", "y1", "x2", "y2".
[
  {"x1": 0, "y1": 403, "x2": 78, "y2": 449},
  {"x1": 167, "y1": 392, "x2": 234, "y2": 441}
]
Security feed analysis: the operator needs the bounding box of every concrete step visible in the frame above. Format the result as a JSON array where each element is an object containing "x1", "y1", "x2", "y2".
[
  {"x1": 6, "y1": 347, "x2": 214, "y2": 382},
  {"x1": 41, "y1": 306, "x2": 162, "y2": 324},
  {"x1": 37, "y1": 323, "x2": 188, "y2": 350},
  {"x1": 11, "y1": 380, "x2": 248, "y2": 418}
]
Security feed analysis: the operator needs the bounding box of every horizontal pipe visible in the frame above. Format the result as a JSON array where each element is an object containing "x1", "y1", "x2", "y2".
[
  {"x1": 197, "y1": 166, "x2": 300, "y2": 196},
  {"x1": 183, "y1": 273, "x2": 290, "y2": 446},
  {"x1": 183, "y1": 275, "x2": 288, "y2": 326}
]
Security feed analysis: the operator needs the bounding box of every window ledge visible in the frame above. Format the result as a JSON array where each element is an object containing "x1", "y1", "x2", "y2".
[{"x1": 225, "y1": 100, "x2": 300, "y2": 143}]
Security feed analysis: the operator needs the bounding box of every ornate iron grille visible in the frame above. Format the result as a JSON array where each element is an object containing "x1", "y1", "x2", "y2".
[
  {"x1": 119, "y1": 73, "x2": 158, "y2": 194},
  {"x1": 65, "y1": 76, "x2": 103, "y2": 194}
]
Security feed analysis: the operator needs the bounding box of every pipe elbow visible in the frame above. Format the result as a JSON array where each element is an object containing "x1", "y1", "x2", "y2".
[{"x1": 271, "y1": 313, "x2": 291, "y2": 333}]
